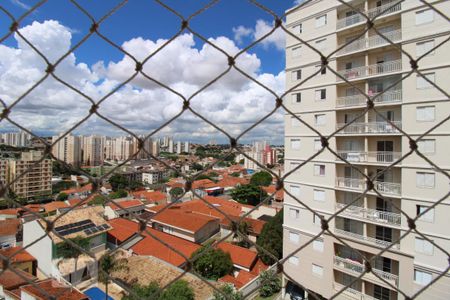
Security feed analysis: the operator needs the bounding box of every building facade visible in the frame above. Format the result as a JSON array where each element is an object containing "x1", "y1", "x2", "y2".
[
  {"x1": 284, "y1": 1, "x2": 450, "y2": 299},
  {"x1": 51, "y1": 134, "x2": 81, "y2": 166}
]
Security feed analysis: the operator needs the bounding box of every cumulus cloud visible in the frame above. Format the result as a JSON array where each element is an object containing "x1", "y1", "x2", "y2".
[
  {"x1": 0, "y1": 20, "x2": 285, "y2": 143},
  {"x1": 232, "y1": 19, "x2": 285, "y2": 51}
]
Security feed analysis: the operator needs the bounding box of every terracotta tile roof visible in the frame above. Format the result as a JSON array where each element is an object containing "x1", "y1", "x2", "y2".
[
  {"x1": 236, "y1": 270, "x2": 257, "y2": 286},
  {"x1": 131, "y1": 227, "x2": 200, "y2": 267},
  {"x1": 151, "y1": 209, "x2": 218, "y2": 233},
  {"x1": 132, "y1": 191, "x2": 167, "y2": 203},
  {"x1": 61, "y1": 183, "x2": 93, "y2": 195},
  {"x1": 20, "y1": 279, "x2": 88, "y2": 300},
  {"x1": 216, "y1": 177, "x2": 248, "y2": 188},
  {"x1": 0, "y1": 269, "x2": 36, "y2": 290},
  {"x1": 0, "y1": 246, "x2": 36, "y2": 264},
  {"x1": 66, "y1": 198, "x2": 83, "y2": 207},
  {"x1": 192, "y1": 179, "x2": 217, "y2": 189},
  {"x1": 148, "y1": 197, "x2": 244, "y2": 221},
  {"x1": 219, "y1": 275, "x2": 244, "y2": 289},
  {"x1": 43, "y1": 201, "x2": 68, "y2": 213},
  {"x1": 220, "y1": 216, "x2": 266, "y2": 235},
  {"x1": 217, "y1": 242, "x2": 257, "y2": 270},
  {"x1": 0, "y1": 208, "x2": 19, "y2": 216},
  {"x1": 108, "y1": 218, "x2": 139, "y2": 244},
  {"x1": 0, "y1": 218, "x2": 20, "y2": 236},
  {"x1": 249, "y1": 258, "x2": 269, "y2": 275},
  {"x1": 107, "y1": 199, "x2": 144, "y2": 211},
  {"x1": 262, "y1": 185, "x2": 284, "y2": 201},
  {"x1": 4, "y1": 288, "x2": 20, "y2": 299}
]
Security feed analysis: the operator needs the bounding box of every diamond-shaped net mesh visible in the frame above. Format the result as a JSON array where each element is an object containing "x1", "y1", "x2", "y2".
[{"x1": 0, "y1": 0, "x2": 449, "y2": 299}]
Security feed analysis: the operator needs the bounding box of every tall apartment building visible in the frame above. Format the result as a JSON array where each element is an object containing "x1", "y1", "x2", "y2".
[
  {"x1": 284, "y1": 1, "x2": 449, "y2": 299},
  {"x1": 82, "y1": 135, "x2": 103, "y2": 166},
  {"x1": 0, "y1": 131, "x2": 31, "y2": 147},
  {"x1": 1, "y1": 151, "x2": 52, "y2": 199},
  {"x1": 51, "y1": 134, "x2": 82, "y2": 166}
]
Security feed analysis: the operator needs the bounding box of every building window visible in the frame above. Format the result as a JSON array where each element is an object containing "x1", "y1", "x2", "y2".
[
  {"x1": 289, "y1": 231, "x2": 300, "y2": 244},
  {"x1": 312, "y1": 264, "x2": 323, "y2": 277},
  {"x1": 292, "y1": 93, "x2": 302, "y2": 104},
  {"x1": 290, "y1": 185, "x2": 300, "y2": 198},
  {"x1": 293, "y1": 23, "x2": 302, "y2": 34},
  {"x1": 315, "y1": 15, "x2": 327, "y2": 28},
  {"x1": 313, "y1": 189, "x2": 325, "y2": 202},
  {"x1": 416, "y1": 205, "x2": 435, "y2": 222},
  {"x1": 313, "y1": 214, "x2": 322, "y2": 226},
  {"x1": 315, "y1": 38, "x2": 326, "y2": 50},
  {"x1": 292, "y1": 46, "x2": 301, "y2": 58},
  {"x1": 315, "y1": 114, "x2": 326, "y2": 126},
  {"x1": 315, "y1": 89, "x2": 326, "y2": 101},
  {"x1": 289, "y1": 207, "x2": 300, "y2": 219},
  {"x1": 414, "y1": 269, "x2": 432, "y2": 285},
  {"x1": 416, "y1": 106, "x2": 435, "y2": 121},
  {"x1": 313, "y1": 239, "x2": 324, "y2": 252},
  {"x1": 416, "y1": 172, "x2": 435, "y2": 188},
  {"x1": 291, "y1": 117, "x2": 301, "y2": 127},
  {"x1": 416, "y1": 73, "x2": 435, "y2": 89},
  {"x1": 314, "y1": 139, "x2": 322, "y2": 150},
  {"x1": 291, "y1": 139, "x2": 301, "y2": 150},
  {"x1": 314, "y1": 164, "x2": 325, "y2": 176},
  {"x1": 418, "y1": 139, "x2": 435, "y2": 154},
  {"x1": 289, "y1": 256, "x2": 299, "y2": 265},
  {"x1": 415, "y1": 237, "x2": 434, "y2": 255},
  {"x1": 374, "y1": 285, "x2": 390, "y2": 300},
  {"x1": 416, "y1": 40, "x2": 435, "y2": 57},
  {"x1": 316, "y1": 65, "x2": 326, "y2": 75},
  {"x1": 415, "y1": 9, "x2": 434, "y2": 25},
  {"x1": 292, "y1": 69, "x2": 301, "y2": 81}
]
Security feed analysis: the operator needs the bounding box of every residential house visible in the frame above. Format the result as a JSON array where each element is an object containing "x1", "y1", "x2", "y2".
[
  {"x1": 0, "y1": 219, "x2": 21, "y2": 249},
  {"x1": 0, "y1": 269, "x2": 37, "y2": 299},
  {"x1": 5, "y1": 278, "x2": 88, "y2": 300},
  {"x1": 0, "y1": 246, "x2": 37, "y2": 275},
  {"x1": 104, "y1": 199, "x2": 145, "y2": 220}
]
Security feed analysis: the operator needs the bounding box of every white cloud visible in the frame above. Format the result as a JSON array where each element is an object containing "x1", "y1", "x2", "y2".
[
  {"x1": 232, "y1": 20, "x2": 285, "y2": 51},
  {"x1": 0, "y1": 20, "x2": 285, "y2": 143}
]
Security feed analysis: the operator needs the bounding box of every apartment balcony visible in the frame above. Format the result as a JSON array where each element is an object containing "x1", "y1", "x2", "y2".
[
  {"x1": 337, "y1": 30, "x2": 401, "y2": 56},
  {"x1": 337, "y1": 60, "x2": 402, "y2": 81},
  {"x1": 336, "y1": 121, "x2": 401, "y2": 135},
  {"x1": 334, "y1": 228, "x2": 400, "y2": 250},
  {"x1": 336, "y1": 1, "x2": 402, "y2": 30},
  {"x1": 333, "y1": 282, "x2": 378, "y2": 300},
  {"x1": 336, "y1": 151, "x2": 402, "y2": 164},
  {"x1": 336, "y1": 89, "x2": 402, "y2": 108},
  {"x1": 335, "y1": 177, "x2": 401, "y2": 196},
  {"x1": 335, "y1": 203, "x2": 401, "y2": 226},
  {"x1": 334, "y1": 256, "x2": 399, "y2": 287}
]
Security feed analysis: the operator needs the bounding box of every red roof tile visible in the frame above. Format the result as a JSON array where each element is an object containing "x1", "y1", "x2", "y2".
[
  {"x1": 0, "y1": 208, "x2": 19, "y2": 216},
  {"x1": 220, "y1": 216, "x2": 266, "y2": 235},
  {"x1": 0, "y1": 246, "x2": 36, "y2": 265},
  {"x1": 107, "y1": 200, "x2": 144, "y2": 211},
  {"x1": 236, "y1": 270, "x2": 257, "y2": 286},
  {"x1": 192, "y1": 179, "x2": 217, "y2": 189},
  {"x1": 250, "y1": 258, "x2": 269, "y2": 275},
  {"x1": 0, "y1": 269, "x2": 36, "y2": 290},
  {"x1": 61, "y1": 183, "x2": 93, "y2": 195},
  {"x1": 43, "y1": 201, "x2": 68, "y2": 213},
  {"x1": 262, "y1": 185, "x2": 284, "y2": 201},
  {"x1": 108, "y1": 218, "x2": 140, "y2": 244},
  {"x1": 151, "y1": 209, "x2": 218, "y2": 233},
  {"x1": 216, "y1": 177, "x2": 249, "y2": 188},
  {"x1": 21, "y1": 279, "x2": 88, "y2": 300},
  {"x1": 131, "y1": 227, "x2": 200, "y2": 267},
  {"x1": 217, "y1": 242, "x2": 257, "y2": 270},
  {"x1": 132, "y1": 191, "x2": 167, "y2": 204},
  {"x1": 0, "y1": 219, "x2": 20, "y2": 236},
  {"x1": 219, "y1": 275, "x2": 244, "y2": 289}
]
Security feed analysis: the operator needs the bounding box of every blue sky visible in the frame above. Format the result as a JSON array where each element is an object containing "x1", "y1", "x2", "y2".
[{"x1": 0, "y1": 0, "x2": 300, "y2": 144}]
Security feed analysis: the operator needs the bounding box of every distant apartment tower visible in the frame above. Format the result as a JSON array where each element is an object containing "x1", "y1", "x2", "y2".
[
  {"x1": 0, "y1": 131, "x2": 31, "y2": 147},
  {"x1": 51, "y1": 134, "x2": 81, "y2": 167},
  {"x1": 284, "y1": 1, "x2": 450, "y2": 300},
  {"x1": 184, "y1": 141, "x2": 190, "y2": 153},
  {"x1": 176, "y1": 141, "x2": 182, "y2": 154},
  {"x1": 1, "y1": 151, "x2": 52, "y2": 199},
  {"x1": 82, "y1": 135, "x2": 103, "y2": 166},
  {"x1": 168, "y1": 138, "x2": 174, "y2": 153}
]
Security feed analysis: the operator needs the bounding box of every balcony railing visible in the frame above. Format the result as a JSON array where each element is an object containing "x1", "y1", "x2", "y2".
[
  {"x1": 336, "y1": 89, "x2": 402, "y2": 107},
  {"x1": 335, "y1": 177, "x2": 401, "y2": 196},
  {"x1": 337, "y1": 60, "x2": 402, "y2": 81},
  {"x1": 335, "y1": 203, "x2": 401, "y2": 226},
  {"x1": 334, "y1": 228, "x2": 400, "y2": 250},
  {"x1": 337, "y1": 30, "x2": 402, "y2": 55},
  {"x1": 334, "y1": 256, "x2": 399, "y2": 287},
  {"x1": 336, "y1": 121, "x2": 402, "y2": 134},
  {"x1": 336, "y1": 151, "x2": 402, "y2": 163},
  {"x1": 333, "y1": 282, "x2": 378, "y2": 300},
  {"x1": 336, "y1": 1, "x2": 402, "y2": 30}
]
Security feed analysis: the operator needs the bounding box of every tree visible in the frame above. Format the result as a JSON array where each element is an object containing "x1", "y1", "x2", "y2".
[
  {"x1": 129, "y1": 180, "x2": 143, "y2": 191},
  {"x1": 191, "y1": 244, "x2": 233, "y2": 280},
  {"x1": 230, "y1": 184, "x2": 267, "y2": 206},
  {"x1": 89, "y1": 194, "x2": 108, "y2": 206},
  {"x1": 250, "y1": 171, "x2": 272, "y2": 187},
  {"x1": 230, "y1": 172, "x2": 240, "y2": 177},
  {"x1": 192, "y1": 163, "x2": 203, "y2": 171},
  {"x1": 108, "y1": 174, "x2": 128, "y2": 191},
  {"x1": 98, "y1": 253, "x2": 126, "y2": 297},
  {"x1": 56, "y1": 192, "x2": 68, "y2": 201},
  {"x1": 213, "y1": 284, "x2": 243, "y2": 300},
  {"x1": 169, "y1": 187, "x2": 184, "y2": 199},
  {"x1": 122, "y1": 282, "x2": 160, "y2": 300},
  {"x1": 256, "y1": 209, "x2": 283, "y2": 265},
  {"x1": 160, "y1": 280, "x2": 194, "y2": 300},
  {"x1": 258, "y1": 269, "x2": 281, "y2": 297},
  {"x1": 238, "y1": 158, "x2": 244, "y2": 165},
  {"x1": 109, "y1": 189, "x2": 128, "y2": 199},
  {"x1": 52, "y1": 180, "x2": 76, "y2": 194},
  {"x1": 55, "y1": 237, "x2": 90, "y2": 281},
  {"x1": 233, "y1": 221, "x2": 251, "y2": 248}
]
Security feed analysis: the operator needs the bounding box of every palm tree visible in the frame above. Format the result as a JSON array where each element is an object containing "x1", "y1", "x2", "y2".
[
  {"x1": 56, "y1": 236, "x2": 90, "y2": 283},
  {"x1": 99, "y1": 253, "x2": 126, "y2": 298}
]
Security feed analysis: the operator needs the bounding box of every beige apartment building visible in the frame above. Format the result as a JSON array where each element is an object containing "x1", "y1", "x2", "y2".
[
  {"x1": 284, "y1": 1, "x2": 450, "y2": 299},
  {"x1": 52, "y1": 134, "x2": 82, "y2": 167},
  {"x1": 1, "y1": 151, "x2": 52, "y2": 199}
]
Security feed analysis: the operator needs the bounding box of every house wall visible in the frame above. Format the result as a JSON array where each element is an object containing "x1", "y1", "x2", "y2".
[{"x1": 23, "y1": 220, "x2": 53, "y2": 277}]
